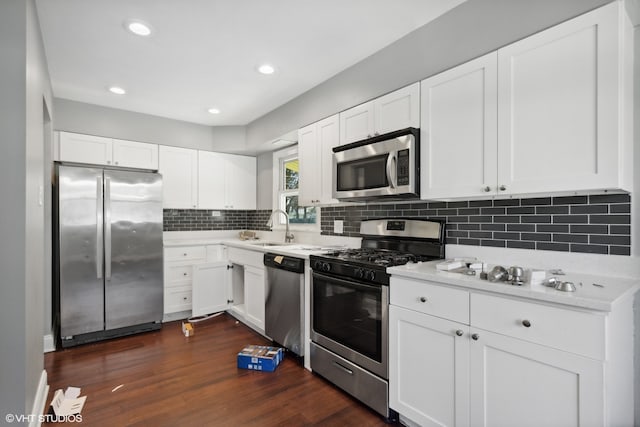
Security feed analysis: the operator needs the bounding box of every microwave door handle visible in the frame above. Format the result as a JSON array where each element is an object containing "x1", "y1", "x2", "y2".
[{"x1": 386, "y1": 152, "x2": 397, "y2": 188}]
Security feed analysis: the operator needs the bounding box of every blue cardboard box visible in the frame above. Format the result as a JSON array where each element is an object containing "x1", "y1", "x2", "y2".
[{"x1": 237, "y1": 345, "x2": 284, "y2": 372}]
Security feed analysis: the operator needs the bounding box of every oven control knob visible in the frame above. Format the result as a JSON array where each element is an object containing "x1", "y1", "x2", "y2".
[
  {"x1": 322, "y1": 262, "x2": 332, "y2": 272},
  {"x1": 354, "y1": 268, "x2": 365, "y2": 279},
  {"x1": 364, "y1": 270, "x2": 376, "y2": 281}
]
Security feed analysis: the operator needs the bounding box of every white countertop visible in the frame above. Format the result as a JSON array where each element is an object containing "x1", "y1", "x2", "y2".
[
  {"x1": 388, "y1": 260, "x2": 640, "y2": 312},
  {"x1": 163, "y1": 230, "x2": 356, "y2": 259}
]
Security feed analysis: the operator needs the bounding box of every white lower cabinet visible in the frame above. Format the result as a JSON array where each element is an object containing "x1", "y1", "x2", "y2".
[
  {"x1": 192, "y1": 261, "x2": 231, "y2": 317},
  {"x1": 227, "y1": 247, "x2": 266, "y2": 333},
  {"x1": 243, "y1": 265, "x2": 265, "y2": 331},
  {"x1": 468, "y1": 328, "x2": 603, "y2": 427},
  {"x1": 390, "y1": 306, "x2": 470, "y2": 427},
  {"x1": 163, "y1": 244, "x2": 227, "y2": 319},
  {"x1": 389, "y1": 277, "x2": 632, "y2": 427}
]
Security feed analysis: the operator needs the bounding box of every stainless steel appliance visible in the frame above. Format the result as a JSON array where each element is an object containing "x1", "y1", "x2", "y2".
[
  {"x1": 54, "y1": 164, "x2": 163, "y2": 348},
  {"x1": 310, "y1": 218, "x2": 445, "y2": 420},
  {"x1": 333, "y1": 127, "x2": 419, "y2": 201},
  {"x1": 264, "y1": 253, "x2": 304, "y2": 357}
]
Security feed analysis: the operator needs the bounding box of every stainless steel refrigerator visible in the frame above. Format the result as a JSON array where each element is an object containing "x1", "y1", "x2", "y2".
[{"x1": 54, "y1": 164, "x2": 163, "y2": 348}]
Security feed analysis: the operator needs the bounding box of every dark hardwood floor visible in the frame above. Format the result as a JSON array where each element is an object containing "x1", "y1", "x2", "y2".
[{"x1": 44, "y1": 314, "x2": 396, "y2": 426}]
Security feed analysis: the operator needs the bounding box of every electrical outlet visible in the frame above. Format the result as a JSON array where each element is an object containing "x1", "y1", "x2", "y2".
[
  {"x1": 211, "y1": 211, "x2": 222, "y2": 217},
  {"x1": 334, "y1": 220, "x2": 344, "y2": 234}
]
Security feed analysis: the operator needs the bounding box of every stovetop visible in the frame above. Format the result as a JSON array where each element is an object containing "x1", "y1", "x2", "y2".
[
  {"x1": 320, "y1": 248, "x2": 429, "y2": 268},
  {"x1": 310, "y1": 218, "x2": 446, "y2": 286}
]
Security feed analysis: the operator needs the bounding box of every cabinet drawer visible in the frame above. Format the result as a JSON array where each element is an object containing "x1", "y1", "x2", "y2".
[
  {"x1": 227, "y1": 247, "x2": 263, "y2": 268},
  {"x1": 164, "y1": 246, "x2": 206, "y2": 262},
  {"x1": 390, "y1": 277, "x2": 469, "y2": 324},
  {"x1": 165, "y1": 265, "x2": 194, "y2": 283},
  {"x1": 164, "y1": 286, "x2": 192, "y2": 313},
  {"x1": 471, "y1": 293, "x2": 605, "y2": 360}
]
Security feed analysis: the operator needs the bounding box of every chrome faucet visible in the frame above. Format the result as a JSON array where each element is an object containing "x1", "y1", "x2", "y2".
[{"x1": 266, "y1": 209, "x2": 294, "y2": 243}]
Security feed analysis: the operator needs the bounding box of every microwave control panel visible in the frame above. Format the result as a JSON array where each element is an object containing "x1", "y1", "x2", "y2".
[{"x1": 397, "y1": 149, "x2": 410, "y2": 186}]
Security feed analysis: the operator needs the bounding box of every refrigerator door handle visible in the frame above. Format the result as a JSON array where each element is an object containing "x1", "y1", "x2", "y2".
[
  {"x1": 105, "y1": 176, "x2": 112, "y2": 280},
  {"x1": 96, "y1": 176, "x2": 104, "y2": 279}
]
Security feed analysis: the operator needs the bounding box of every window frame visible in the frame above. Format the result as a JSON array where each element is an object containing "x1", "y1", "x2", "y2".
[{"x1": 271, "y1": 145, "x2": 320, "y2": 232}]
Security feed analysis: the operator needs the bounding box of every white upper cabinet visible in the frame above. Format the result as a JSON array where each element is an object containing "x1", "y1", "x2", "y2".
[
  {"x1": 111, "y1": 138, "x2": 159, "y2": 170},
  {"x1": 419, "y1": 2, "x2": 632, "y2": 200},
  {"x1": 197, "y1": 151, "x2": 226, "y2": 209},
  {"x1": 159, "y1": 145, "x2": 198, "y2": 209},
  {"x1": 421, "y1": 53, "x2": 498, "y2": 199},
  {"x1": 59, "y1": 132, "x2": 113, "y2": 165},
  {"x1": 58, "y1": 131, "x2": 158, "y2": 170},
  {"x1": 374, "y1": 82, "x2": 420, "y2": 136},
  {"x1": 224, "y1": 153, "x2": 257, "y2": 210},
  {"x1": 340, "y1": 83, "x2": 420, "y2": 144},
  {"x1": 497, "y1": 1, "x2": 632, "y2": 195},
  {"x1": 298, "y1": 114, "x2": 340, "y2": 206},
  {"x1": 340, "y1": 101, "x2": 375, "y2": 145},
  {"x1": 198, "y1": 151, "x2": 256, "y2": 210}
]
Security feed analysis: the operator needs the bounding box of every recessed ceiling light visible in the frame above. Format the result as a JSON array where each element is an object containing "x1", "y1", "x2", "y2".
[
  {"x1": 257, "y1": 64, "x2": 276, "y2": 75},
  {"x1": 207, "y1": 108, "x2": 221, "y2": 115},
  {"x1": 125, "y1": 20, "x2": 152, "y2": 37},
  {"x1": 108, "y1": 86, "x2": 126, "y2": 95}
]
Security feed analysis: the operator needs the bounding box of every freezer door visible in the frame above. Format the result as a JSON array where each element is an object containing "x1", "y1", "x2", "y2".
[
  {"x1": 58, "y1": 165, "x2": 105, "y2": 337},
  {"x1": 104, "y1": 169, "x2": 163, "y2": 330}
]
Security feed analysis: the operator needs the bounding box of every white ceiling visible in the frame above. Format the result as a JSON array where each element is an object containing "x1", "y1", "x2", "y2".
[{"x1": 36, "y1": 0, "x2": 464, "y2": 126}]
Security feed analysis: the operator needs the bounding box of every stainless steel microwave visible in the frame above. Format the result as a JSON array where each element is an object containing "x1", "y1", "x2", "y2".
[{"x1": 332, "y1": 127, "x2": 419, "y2": 201}]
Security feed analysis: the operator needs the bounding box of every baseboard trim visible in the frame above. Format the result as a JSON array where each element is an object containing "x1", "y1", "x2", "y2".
[
  {"x1": 162, "y1": 311, "x2": 191, "y2": 323},
  {"x1": 29, "y1": 370, "x2": 49, "y2": 427},
  {"x1": 43, "y1": 334, "x2": 55, "y2": 353}
]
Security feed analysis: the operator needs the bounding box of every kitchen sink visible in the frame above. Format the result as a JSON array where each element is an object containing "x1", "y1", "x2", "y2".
[{"x1": 246, "y1": 241, "x2": 291, "y2": 247}]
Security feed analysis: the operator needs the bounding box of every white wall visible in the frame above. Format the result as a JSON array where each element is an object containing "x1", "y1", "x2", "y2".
[
  {"x1": 0, "y1": 0, "x2": 53, "y2": 417},
  {"x1": 53, "y1": 98, "x2": 247, "y2": 153},
  {"x1": 256, "y1": 152, "x2": 274, "y2": 210}
]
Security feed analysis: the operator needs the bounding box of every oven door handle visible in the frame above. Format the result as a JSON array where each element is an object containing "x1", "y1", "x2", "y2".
[
  {"x1": 312, "y1": 271, "x2": 385, "y2": 292},
  {"x1": 386, "y1": 152, "x2": 397, "y2": 189}
]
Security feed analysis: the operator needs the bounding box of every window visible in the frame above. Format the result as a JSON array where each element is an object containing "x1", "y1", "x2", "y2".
[{"x1": 273, "y1": 146, "x2": 318, "y2": 229}]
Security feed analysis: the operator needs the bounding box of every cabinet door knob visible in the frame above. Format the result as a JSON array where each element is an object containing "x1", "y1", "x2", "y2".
[
  {"x1": 499, "y1": 185, "x2": 507, "y2": 191},
  {"x1": 471, "y1": 333, "x2": 480, "y2": 341},
  {"x1": 374, "y1": 132, "x2": 380, "y2": 136},
  {"x1": 455, "y1": 330, "x2": 463, "y2": 337},
  {"x1": 419, "y1": 296, "x2": 427, "y2": 303},
  {"x1": 183, "y1": 297, "x2": 187, "y2": 301},
  {"x1": 483, "y1": 186, "x2": 491, "y2": 192},
  {"x1": 183, "y1": 253, "x2": 187, "y2": 256},
  {"x1": 183, "y1": 272, "x2": 188, "y2": 276},
  {"x1": 522, "y1": 319, "x2": 531, "y2": 328}
]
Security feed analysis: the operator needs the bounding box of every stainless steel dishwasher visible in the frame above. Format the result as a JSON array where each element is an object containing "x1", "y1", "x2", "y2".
[{"x1": 264, "y1": 253, "x2": 305, "y2": 357}]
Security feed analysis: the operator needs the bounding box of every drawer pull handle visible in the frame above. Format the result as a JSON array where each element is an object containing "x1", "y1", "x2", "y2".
[
  {"x1": 419, "y1": 296, "x2": 427, "y2": 303},
  {"x1": 522, "y1": 319, "x2": 531, "y2": 328},
  {"x1": 183, "y1": 297, "x2": 188, "y2": 301},
  {"x1": 455, "y1": 330, "x2": 463, "y2": 337},
  {"x1": 183, "y1": 253, "x2": 187, "y2": 256},
  {"x1": 183, "y1": 272, "x2": 188, "y2": 276},
  {"x1": 332, "y1": 361, "x2": 354, "y2": 376},
  {"x1": 471, "y1": 333, "x2": 480, "y2": 341}
]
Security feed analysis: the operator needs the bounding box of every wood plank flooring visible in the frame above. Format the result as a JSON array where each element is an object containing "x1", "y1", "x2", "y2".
[{"x1": 44, "y1": 314, "x2": 396, "y2": 426}]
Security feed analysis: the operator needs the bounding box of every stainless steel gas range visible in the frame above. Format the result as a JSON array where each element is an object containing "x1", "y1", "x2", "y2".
[{"x1": 309, "y1": 218, "x2": 445, "y2": 420}]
